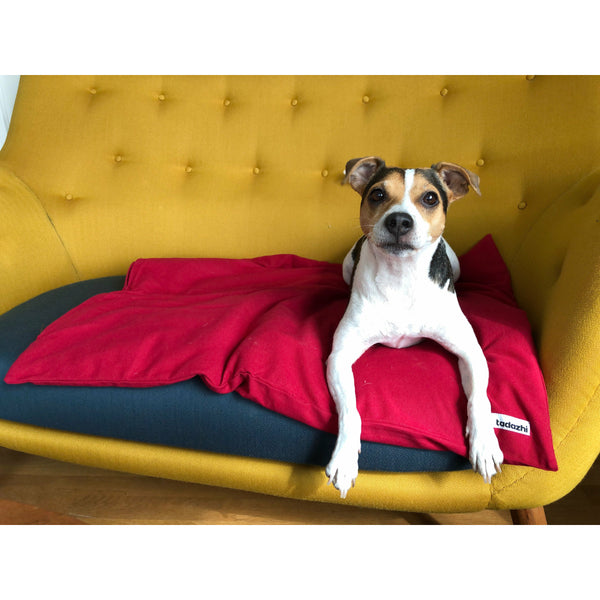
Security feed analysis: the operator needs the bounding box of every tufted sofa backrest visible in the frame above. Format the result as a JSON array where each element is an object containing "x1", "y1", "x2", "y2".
[{"x1": 1, "y1": 76, "x2": 599, "y2": 326}]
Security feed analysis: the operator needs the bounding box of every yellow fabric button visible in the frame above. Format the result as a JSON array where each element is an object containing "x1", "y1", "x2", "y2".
[
  {"x1": 362, "y1": 95, "x2": 370, "y2": 104},
  {"x1": 525, "y1": 75, "x2": 536, "y2": 81},
  {"x1": 185, "y1": 165, "x2": 193, "y2": 173},
  {"x1": 253, "y1": 167, "x2": 261, "y2": 175},
  {"x1": 65, "y1": 193, "x2": 73, "y2": 201},
  {"x1": 518, "y1": 201, "x2": 528, "y2": 210},
  {"x1": 114, "y1": 155, "x2": 123, "y2": 163},
  {"x1": 223, "y1": 98, "x2": 231, "y2": 107},
  {"x1": 321, "y1": 169, "x2": 329, "y2": 178},
  {"x1": 158, "y1": 93, "x2": 166, "y2": 101},
  {"x1": 89, "y1": 88, "x2": 97, "y2": 95},
  {"x1": 291, "y1": 98, "x2": 298, "y2": 107},
  {"x1": 440, "y1": 87, "x2": 449, "y2": 97},
  {"x1": 476, "y1": 158, "x2": 485, "y2": 167}
]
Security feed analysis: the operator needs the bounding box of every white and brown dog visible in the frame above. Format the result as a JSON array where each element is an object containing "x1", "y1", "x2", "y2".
[{"x1": 326, "y1": 157, "x2": 504, "y2": 498}]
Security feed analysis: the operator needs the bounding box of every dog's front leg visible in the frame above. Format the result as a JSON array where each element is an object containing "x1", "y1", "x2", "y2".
[
  {"x1": 459, "y1": 346, "x2": 503, "y2": 483},
  {"x1": 434, "y1": 316, "x2": 504, "y2": 483},
  {"x1": 326, "y1": 329, "x2": 369, "y2": 498}
]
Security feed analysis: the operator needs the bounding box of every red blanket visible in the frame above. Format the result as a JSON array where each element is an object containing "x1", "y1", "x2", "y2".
[{"x1": 5, "y1": 236, "x2": 557, "y2": 470}]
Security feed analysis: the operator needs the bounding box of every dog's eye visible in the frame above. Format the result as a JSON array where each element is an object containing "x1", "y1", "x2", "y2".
[
  {"x1": 421, "y1": 192, "x2": 439, "y2": 207},
  {"x1": 369, "y1": 188, "x2": 386, "y2": 204}
]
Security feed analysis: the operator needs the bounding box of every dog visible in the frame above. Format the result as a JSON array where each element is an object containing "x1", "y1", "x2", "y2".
[{"x1": 325, "y1": 156, "x2": 504, "y2": 498}]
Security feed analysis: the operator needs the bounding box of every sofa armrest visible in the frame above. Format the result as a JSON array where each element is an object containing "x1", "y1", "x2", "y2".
[
  {"x1": 491, "y1": 170, "x2": 600, "y2": 508},
  {"x1": 0, "y1": 165, "x2": 79, "y2": 315}
]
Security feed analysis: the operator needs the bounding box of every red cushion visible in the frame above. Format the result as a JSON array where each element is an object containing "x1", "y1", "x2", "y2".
[{"x1": 5, "y1": 236, "x2": 557, "y2": 471}]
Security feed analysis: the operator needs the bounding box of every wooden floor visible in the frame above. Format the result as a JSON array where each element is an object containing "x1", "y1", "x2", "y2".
[{"x1": 1, "y1": 446, "x2": 598, "y2": 524}]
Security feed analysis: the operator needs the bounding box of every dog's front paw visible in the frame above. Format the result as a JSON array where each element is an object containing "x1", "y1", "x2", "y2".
[
  {"x1": 467, "y1": 422, "x2": 504, "y2": 484},
  {"x1": 326, "y1": 446, "x2": 359, "y2": 499}
]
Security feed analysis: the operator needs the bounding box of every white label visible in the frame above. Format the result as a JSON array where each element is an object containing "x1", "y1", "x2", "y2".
[{"x1": 493, "y1": 413, "x2": 531, "y2": 436}]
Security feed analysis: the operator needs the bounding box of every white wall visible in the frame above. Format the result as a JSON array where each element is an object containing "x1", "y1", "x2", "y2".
[{"x1": 0, "y1": 75, "x2": 20, "y2": 149}]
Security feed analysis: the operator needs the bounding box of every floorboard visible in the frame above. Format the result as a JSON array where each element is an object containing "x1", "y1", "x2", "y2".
[{"x1": 1, "y1": 447, "x2": 598, "y2": 525}]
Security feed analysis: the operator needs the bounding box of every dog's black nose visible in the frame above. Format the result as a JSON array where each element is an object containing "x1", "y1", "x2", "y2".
[{"x1": 384, "y1": 212, "x2": 413, "y2": 237}]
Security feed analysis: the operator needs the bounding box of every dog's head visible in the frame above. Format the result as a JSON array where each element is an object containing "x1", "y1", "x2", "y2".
[{"x1": 344, "y1": 157, "x2": 481, "y2": 255}]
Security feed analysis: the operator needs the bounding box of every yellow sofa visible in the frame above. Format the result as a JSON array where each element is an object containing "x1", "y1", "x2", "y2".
[{"x1": 1, "y1": 75, "x2": 599, "y2": 522}]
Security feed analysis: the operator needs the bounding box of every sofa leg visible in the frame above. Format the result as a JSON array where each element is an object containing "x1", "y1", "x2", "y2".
[{"x1": 510, "y1": 506, "x2": 547, "y2": 525}]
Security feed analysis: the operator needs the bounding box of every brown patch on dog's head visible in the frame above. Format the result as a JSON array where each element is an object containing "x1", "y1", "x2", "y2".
[
  {"x1": 410, "y1": 170, "x2": 448, "y2": 241},
  {"x1": 358, "y1": 169, "x2": 406, "y2": 237}
]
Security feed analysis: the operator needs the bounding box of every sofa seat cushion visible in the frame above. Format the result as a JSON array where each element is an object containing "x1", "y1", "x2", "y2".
[
  {"x1": 4, "y1": 236, "x2": 557, "y2": 471},
  {"x1": 0, "y1": 276, "x2": 470, "y2": 472}
]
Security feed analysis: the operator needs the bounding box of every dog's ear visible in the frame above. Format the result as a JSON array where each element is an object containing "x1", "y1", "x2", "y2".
[
  {"x1": 432, "y1": 162, "x2": 481, "y2": 202},
  {"x1": 343, "y1": 156, "x2": 386, "y2": 195}
]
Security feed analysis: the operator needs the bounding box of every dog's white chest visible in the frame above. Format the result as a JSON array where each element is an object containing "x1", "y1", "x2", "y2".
[
  {"x1": 346, "y1": 240, "x2": 455, "y2": 348},
  {"x1": 352, "y1": 276, "x2": 449, "y2": 349}
]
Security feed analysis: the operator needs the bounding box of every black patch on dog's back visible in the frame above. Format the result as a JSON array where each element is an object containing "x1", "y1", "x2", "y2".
[
  {"x1": 350, "y1": 235, "x2": 367, "y2": 288},
  {"x1": 429, "y1": 239, "x2": 455, "y2": 293}
]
